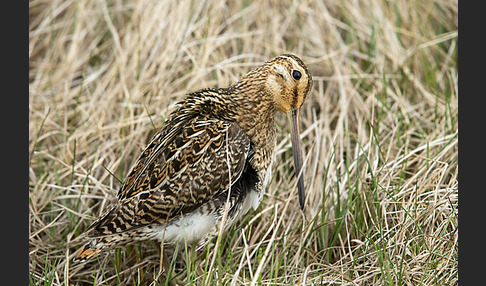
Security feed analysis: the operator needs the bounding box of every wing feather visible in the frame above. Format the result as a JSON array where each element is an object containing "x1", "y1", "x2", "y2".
[{"x1": 86, "y1": 112, "x2": 251, "y2": 237}]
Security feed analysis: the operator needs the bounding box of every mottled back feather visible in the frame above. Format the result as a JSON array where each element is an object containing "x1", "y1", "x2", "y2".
[{"x1": 84, "y1": 92, "x2": 252, "y2": 238}]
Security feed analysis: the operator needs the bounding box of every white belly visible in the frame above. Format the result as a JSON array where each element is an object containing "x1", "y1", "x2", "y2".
[
  {"x1": 152, "y1": 212, "x2": 217, "y2": 244},
  {"x1": 150, "y1": 190, "x2": 261, "y2": 245},
  {"x1": 239, "y1": 189, "x2": 260, "y2": 215}
]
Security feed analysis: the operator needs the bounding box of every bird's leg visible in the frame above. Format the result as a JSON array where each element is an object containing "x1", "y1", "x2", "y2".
[
  {"x1": 150, "y1": 238, "x2": 168, "y2": 276},
  {"x1": 170, "y1": 244, "x2": 186, "y2": 286},
  {"x1": 152, "y1": 240, "x2": 181, "y2": 286},
  {"x1": 192, "y1": 242, "x2": 206, "y2": 278},
  {"x1": 157, "y1": 226, "x2": 171, "y2": 276},
  {"x1": 159, "y1": 239, "x2": 166, "y2": 275},
  {"x1": 183, "y1": 243, "x2": 200, "y2": 281},
  {"x1": 151, "y1": 226, "x2": 176, "y2": 285}
]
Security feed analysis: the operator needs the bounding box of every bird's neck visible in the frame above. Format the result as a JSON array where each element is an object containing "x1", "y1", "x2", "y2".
[
  {"x1": 229, "y1": 80, "x2": 278, "y2": 150},
  {"x1": 187, "y1": 75, "x2": 278, "y2": 150}
]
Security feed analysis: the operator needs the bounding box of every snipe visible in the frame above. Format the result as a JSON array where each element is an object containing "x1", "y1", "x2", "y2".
[{"x1": 74, "y1": 54, "x2": 312, "y2": 262}]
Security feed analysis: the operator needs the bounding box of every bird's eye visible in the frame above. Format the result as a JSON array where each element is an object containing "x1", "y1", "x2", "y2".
[{"x1": 292, "y1": 70, "x2": 302, "y2": 80}]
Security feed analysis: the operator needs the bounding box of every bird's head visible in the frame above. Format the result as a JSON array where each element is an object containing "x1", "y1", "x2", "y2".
[
  {"x1": 232, "y1": 54, "x2": 312, "y2": 210},
  {"x1": 263, "y1": 54, "x2": 313, "y2": 113},
  {"x1": 263, "y1": 54, "x2": 313, "y2": 210}
]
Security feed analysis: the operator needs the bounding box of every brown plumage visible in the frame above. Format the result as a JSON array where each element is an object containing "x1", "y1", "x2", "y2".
[{"x1": 73, "y1": 54, "x2": 312, "y2": 262}]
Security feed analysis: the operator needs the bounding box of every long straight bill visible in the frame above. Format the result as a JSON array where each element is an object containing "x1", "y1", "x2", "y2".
[{"x1": 290, "y1": 108, "x2": 305, "y2": 210}]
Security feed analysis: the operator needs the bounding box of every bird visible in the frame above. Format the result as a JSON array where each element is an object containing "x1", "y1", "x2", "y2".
[{"x1": 73, "y1": 54, "x2": 312, "y2": 263}]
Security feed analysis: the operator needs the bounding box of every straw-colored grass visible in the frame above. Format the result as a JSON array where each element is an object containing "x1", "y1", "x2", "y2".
[{"x1": 29, "y1": 0, "x2": 458, "y2": 285}]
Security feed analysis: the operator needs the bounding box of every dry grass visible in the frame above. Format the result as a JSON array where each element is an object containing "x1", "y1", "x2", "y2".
[{"x1": 29, "y1": 0, "x2": 458, "y2": 285}]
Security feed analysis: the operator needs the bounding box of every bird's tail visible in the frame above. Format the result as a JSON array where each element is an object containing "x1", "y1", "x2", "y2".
[
  {"x1": 72, "y1": 205, "x2": 154, "y2": 262},
  {"x1": 72, "y1": 229, "x2": 152, "y2": 262},
  {"x1": 73, "y1": 239, "x2": 105, "y2": 262},
  {"x1": 72, "y1": 206, "x2": 121, "y2": 262}
]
